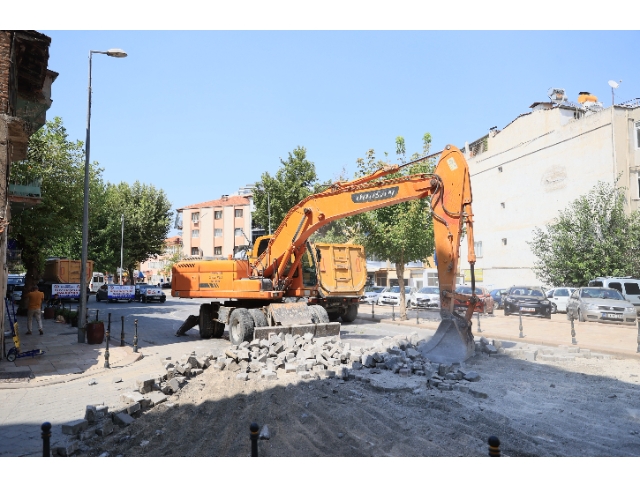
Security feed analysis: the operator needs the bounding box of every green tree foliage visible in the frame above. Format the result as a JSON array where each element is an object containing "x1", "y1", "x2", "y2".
[
  {"x1": 252, "y1": 146, "x2": 323, "y2": 235},
  {"x1": 528, "y1": 180, "x2": 640, "y2": 286},
  {"x1": 9, "y1": 118, "x2": 92, "y2": 301},
  {"x1": 352, "y1": 133, "x2": 436, "y2": 319},
  {"x1": 91, "y1": 181, "x2": 173, "y2": 282}
]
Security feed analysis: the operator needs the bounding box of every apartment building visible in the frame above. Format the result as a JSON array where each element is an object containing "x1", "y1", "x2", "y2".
[
  {"x1": 456, "y1": 90, "x2": 640, "y2": 289},
  {"x1": 177, "y1": 195, "x2": 252, "y2": 259},
  {"x1": 138, "y1": 236, "x2": 182, "y2": 285}
]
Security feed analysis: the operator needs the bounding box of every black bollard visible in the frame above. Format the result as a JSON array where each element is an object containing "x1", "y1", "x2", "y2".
[
  {"x1": 104, "y1": 313, "x2": 111, "y2": 368},
  {"x1": 570, "y1": 314, "x2": 577, "y2": 345},
  {"x1": 518, "y1": 309, "x2": 524, "y2": 338},
  {"x1": 477, "y1": 312, "x2": 482, "y2": 333},
  {"x1": 250, "y1": 422, "x2": 259, "y2": 457},
  {"x1": 392, "y1": 304, "x2": 395, "y2": 321},
  {"x1": 416, "y1": 307, "x2": 419, "y2": 325},
  {"x1": 41, "y1": 422, "x2": 51, "y2": 457},
  {"x1": 120, "y1": 316, "x2": 125, "y2": 347},
  {"x1": 371, "y1": 301, "x2": 374, "y2": 319},
  {"x1": 488, "y1": 436, "x2": 501, "y2": 457},
  {"x1": 133, "y1": 319, "x2": 138, "y2": 353},
  {"x1": 95, "y1": 309, "x2": 99, "y2": 322}
]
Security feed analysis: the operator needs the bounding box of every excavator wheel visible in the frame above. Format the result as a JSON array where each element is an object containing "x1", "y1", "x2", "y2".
[
  {"x1": 328, "y1": 311, "x2": 341, "y2": 322},
  {"x1": 309, "y1": 304, "x2": 330, "y2": 324},
  {"x1": 248, "y1": 308, "x2": 267, "y2": 329},
  {"x1": 199, "y1": 304, "x2": 215, "y2": 339},
  {"x1": 342, "y1": 304, "x2": 358, "y2": 323},
  {"x1": 229, "y1": 308, "x2": 255, "y2": 345}
]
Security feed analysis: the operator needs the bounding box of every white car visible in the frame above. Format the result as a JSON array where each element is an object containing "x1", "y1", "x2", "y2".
[
  {"x1": 408, "y1": 286, "x2": 440, "y2": 308},
  {"x1": 545, "y1": 287, "x2": 576, "y2": 313},
  {"x1": 377, "y1": 286, "x2": 414, "y2": 306},
  {"x1": 361, "y1": 285, "x2": 385, "y2": 304}
]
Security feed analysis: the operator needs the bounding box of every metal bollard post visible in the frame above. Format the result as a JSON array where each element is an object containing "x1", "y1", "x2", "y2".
[
  {"x1": 570, "y1": 314, "x2": 577, "y2": 345},
  {"x1": 636, "y1": 318, "x2": 640, "y2": 353},
  {"x1": 133, "y1": 319, "x2": 138, "y2": 353},
  {"x1": 392, "y1": 304, "x2": 395, "y2": 321},
  {"x1": 416, "y1": 307, "x2": 419, "y2": 325},
  {"x1": 120, "y1": 316, "x2": 125, "y2": 347},
  {"x1": 371, "y1": 301, "x2": 374, "y2": 319},
  {"x1": 104, "y1": 313, "x2": 111, "y2": 368},
  {"x1": 250, "y1": 422, "x2": 259, "y2": 457},
  {"x1": 518, "y1": 309, "x2": 524, "y2": 338},
  {"x1": 477, "y1": 312, "x2": 482, "y2": 333},
  {"x1": 41, "y1": 422, "x2": 51, "y2": 457},
  {"x1": 95, "y1": 309, "x2": 99, "y2": 322},
  {"x1": 488, "y1": 436, "x2": 501, "y2": 457}
]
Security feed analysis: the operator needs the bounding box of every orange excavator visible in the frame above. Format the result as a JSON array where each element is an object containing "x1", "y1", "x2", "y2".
[{"x1": 172, "y1": 144, "x2": 478, "y2": 363}]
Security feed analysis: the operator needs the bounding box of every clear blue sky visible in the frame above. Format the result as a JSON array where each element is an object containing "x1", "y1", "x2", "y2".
[{"x1": 39, "y1": 30, "x2": 638, "y2": 236}]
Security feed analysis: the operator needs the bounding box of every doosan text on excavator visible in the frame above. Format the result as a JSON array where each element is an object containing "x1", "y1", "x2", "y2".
[{"x1": 171, "y1": 145, "x2": 479, "y2": 364}]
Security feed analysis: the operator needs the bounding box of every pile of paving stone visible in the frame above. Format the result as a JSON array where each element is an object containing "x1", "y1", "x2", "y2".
[{"x1": 200, "y1": 331, "x2": 487, "y2": 394}]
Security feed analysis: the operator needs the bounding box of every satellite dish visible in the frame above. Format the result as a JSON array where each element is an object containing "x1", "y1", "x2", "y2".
[{"x1": 608, "y1": 80, "x2": 619, "y2": 89}]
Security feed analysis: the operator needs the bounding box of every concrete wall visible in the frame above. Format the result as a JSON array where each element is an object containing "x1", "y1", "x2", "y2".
[{"x1": 459, "y1": 105, "x2": 640, "y2": 289}]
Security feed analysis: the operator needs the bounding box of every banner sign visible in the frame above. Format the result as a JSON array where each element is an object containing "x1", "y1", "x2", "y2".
[
  {"x1": 145, "y1": 287, "x2": 163, "y2": 296},
  {"x1": 108, "y1": 285, "x2": 135, "y2": 300},
  {"x1": 52, "y1": 283, "x2": 80, "y2": 299}
]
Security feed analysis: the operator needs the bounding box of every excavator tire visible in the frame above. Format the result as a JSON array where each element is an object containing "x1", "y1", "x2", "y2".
[
  {"x1": 212, "y1": 321, "x2": 225, "y2": 338},
  {"x1": 328, "y1": 311, "x2": 341, "y2": 322},
  {"x1": 309, "y1": 304, "x2": 330, "y2": 324},
  {"x1": 229, "y1": 308, "x2": 255, "y2": 345},
  {"x1": 342, "y1": 304, "x2": 358, "y2": 323},
  {"x1": 199, "y1": 304, "x2": 215, "y2": 339},
  {"x1": 248, "y1": 308, "x2": 267, "y2": 329}
]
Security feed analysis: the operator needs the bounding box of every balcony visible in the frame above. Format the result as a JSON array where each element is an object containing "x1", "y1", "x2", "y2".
[{"x1": 8, "y1": 180, "x2": 42, "y2": 212}]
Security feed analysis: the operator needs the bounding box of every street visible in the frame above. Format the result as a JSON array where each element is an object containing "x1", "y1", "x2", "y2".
[{"x1": 1, "y1": 296, "x2": 639, "y2": 457}]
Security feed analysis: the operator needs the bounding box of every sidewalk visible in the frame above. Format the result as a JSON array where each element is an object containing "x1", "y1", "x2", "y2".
[
  {"x1": 367, "y1": 305, "x2": 640, "y2": 359},
  {"x1": 0, "y1": 313, "x2": 141, "y2": 389}
]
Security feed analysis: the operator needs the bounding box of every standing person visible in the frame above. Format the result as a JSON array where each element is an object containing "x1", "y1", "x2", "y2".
[{"x1": 26, "y1": 285, "x2": 45, "y2": 335}]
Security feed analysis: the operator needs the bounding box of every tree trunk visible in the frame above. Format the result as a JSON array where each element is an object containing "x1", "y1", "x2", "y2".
[{"x1": 395, "y1": 257, "x2": 407, "y2": 321}]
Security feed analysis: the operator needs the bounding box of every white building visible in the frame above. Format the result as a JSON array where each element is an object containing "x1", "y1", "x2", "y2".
[{"x1": 457, "y1": 91, "x2": 640, "y2": 289}]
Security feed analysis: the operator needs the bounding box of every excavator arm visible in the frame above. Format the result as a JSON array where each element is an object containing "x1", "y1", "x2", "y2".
[{"x1": 254, "y1": 145, "x2": 476, "y2": 316}]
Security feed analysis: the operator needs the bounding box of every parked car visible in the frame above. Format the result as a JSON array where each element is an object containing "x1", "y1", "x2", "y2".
[
  {"x1": 408, "y1": 286, "x2": 440, "y2": 308},
  {"x1": 588, "y1": 277, "x2": 640, "y2": 315},
  {"x1": 454, "y1": 286, "x2": 494, "y2": 314},
  {"x1": 545, "y1": 287, "x2": 576, "y2": 313},
  {"x1": 135, "y1": 284, "x2": 167, "y2": 303},
  {"x1": 566, "y1": 287, "x2": 637, "y2": 324},
  {"x1": 489, "y1": 288, "x2": 506, "y2": 309},
  {"x1": 503, "y1": 286, "x2": 551, "y2": 319},
  {"x1": 360, "y1": 285, "x2": 385, "y2": 304},
  {"x1": 96, "y1": 284, "x2": 134, "y2": 303},
  {"x1": 10, "y1": 284, "x2": 24, "y2": 304},
  {"x1": 161, "y1": 281, "x2": 172, "y2": 289},
  {"x1": 377, "y1": 286, "x2": 414, "y2": 306}
]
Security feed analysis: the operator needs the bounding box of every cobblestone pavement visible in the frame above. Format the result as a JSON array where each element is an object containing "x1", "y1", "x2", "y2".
[{"x1": 1, "y1": 298, "x2": 638, "y2": 456}]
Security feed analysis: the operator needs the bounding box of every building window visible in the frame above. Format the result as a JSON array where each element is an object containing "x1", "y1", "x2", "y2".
[
  {"x1": 502, "y1": 238, "x2": 507, "y2": 246},
  {"x1": 235, "y1": 209, "x2": 243, "y2": 218},
  {"x1": 500, "y1": 202, "x2": 505, "y2": 208},
  {"x1": 214, "y1": 246, "x2": 222, "y2": 255},
  {"x1": 636, "y1": 121, "x2": 640, "y2": 149},
  {"x1": 214, "y1": 210, "x2": 222, "y2": 219},
  {"x1": 214, "y1": 228, "x2": 222, "y2": 237},
  {"x1": 191, "y1": 229, "x2": 199, "y2": 238},
  {"x1": 234, "y1": 228, "x2": 243, "y2": 237},
  {"x1": 191, "y1": 247, "x2": 199, "y2": 256},
  {"x1": 498, "y1": 166, "x2": 503, "y2": 173},
  {"x1": 474, "y1": 241, "x2": 483, "y2": 259},
  {"x1": 191, "y1": 212, "x2": 199, "y2": 223}
]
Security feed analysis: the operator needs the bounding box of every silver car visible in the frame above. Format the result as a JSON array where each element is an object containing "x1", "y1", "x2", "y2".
[
  {"x1": 360, "y1": 285, "x2": 385, "y2": 304},
  {"x1": 566, "y1": 287, "x2": 637, "y2": 324},
  {"x1": 408, "y1": 286, "x2": 440, "y2": 308},
  {"x1": 377, "y1": 286, "x2": 414, "y2": 306}
]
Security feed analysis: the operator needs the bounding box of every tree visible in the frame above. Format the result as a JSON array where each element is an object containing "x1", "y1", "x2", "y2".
[
  {"x1": 91, "y1": 181, "x2": 173, "y2": 282},
  {"x1": 252, "y1": 146, "x2": 322, "y2": 234},
  {"x1": 528, "y1": 180, "x2": 640, "y2": 287},
  {"x1": 9, "y1": 117, "x2": 97, "y2": 305},
  {"x1": 351, "y1": 133, "x2": 436, "y2": 319}
]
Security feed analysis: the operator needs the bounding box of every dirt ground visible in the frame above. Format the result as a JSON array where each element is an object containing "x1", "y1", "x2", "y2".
[{"x1": 83, "y1": 344, "x2": 640, "y2": 457}]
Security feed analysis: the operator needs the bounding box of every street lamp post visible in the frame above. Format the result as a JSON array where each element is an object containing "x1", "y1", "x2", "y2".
[
  {"x1": 78, "y1": 48, "x2": 127, "y2": 344},
  {"x1": 120, "y1": 214, "x2": 124, "y2": 284}
]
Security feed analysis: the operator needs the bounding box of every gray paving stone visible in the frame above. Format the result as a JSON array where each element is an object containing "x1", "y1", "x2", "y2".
[
  {"x1": 113, "y1": 412, "x2": 135, "y2": 427},
  {"x1": 62, "y1": 419, "x2": 88, "y2": 435}
]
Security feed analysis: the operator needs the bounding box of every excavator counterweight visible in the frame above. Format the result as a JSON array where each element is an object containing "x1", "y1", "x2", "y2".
[{"x1": 172, "y1": 145, "x2": 478, "y2": 364}]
